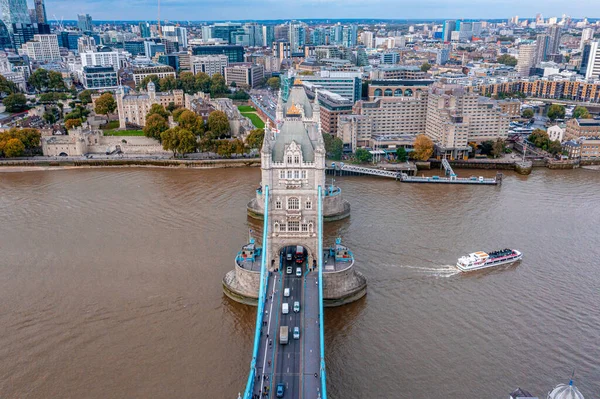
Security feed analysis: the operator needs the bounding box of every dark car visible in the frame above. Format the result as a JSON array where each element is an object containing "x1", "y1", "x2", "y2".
[{"x1": 276, "y1": 383, "x2": 285, "y2": 397}]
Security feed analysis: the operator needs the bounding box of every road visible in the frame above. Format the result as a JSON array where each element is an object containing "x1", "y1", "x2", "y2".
[{"x1": 251, "y1": 254, "x2": 322, "y2": 399}]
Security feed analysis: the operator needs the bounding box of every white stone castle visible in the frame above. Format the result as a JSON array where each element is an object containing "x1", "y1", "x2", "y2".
[{"x1": 115, "y1": 82, "x2": 184, "y2": 128}]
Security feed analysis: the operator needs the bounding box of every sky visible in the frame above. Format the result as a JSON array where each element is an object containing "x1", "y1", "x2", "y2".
[{"x1": 43, "y1": 0, "x2": 600, "y2": 22}]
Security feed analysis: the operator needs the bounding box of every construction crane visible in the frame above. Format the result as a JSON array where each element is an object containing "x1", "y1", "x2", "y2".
[{"x1": 53, "y1": 14, "x2": 64, "y2": 31}]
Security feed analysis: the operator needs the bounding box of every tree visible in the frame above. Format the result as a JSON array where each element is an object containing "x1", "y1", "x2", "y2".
[
  {"x1": 161, "y1": 128, "x2": 181, "y2": 157},
  {"x1": 547, "y1": 104, "x2": 565, "y2": 121},
  {"x1": 159, "y1": 76, "x2": 178, "y2": 91},
  {"x1": 166, "y1": 102, "x2": 178, "y2": 112},
  {"x1": 143, "y1": 114, "x2": 169, "y2": 141},
  {"x1": 178, "y1": 72, "x2": 197, "y2": 94},
  {"x1": 195, "y1": 72, "x2": 211, "y2": 93},
  {"x1": 230, "y1": 81, "x2": 237, "y2": 88},
  {"x1": 78, "y1": 89, "x2": 93, "y2": 104},
  {"x1": 160, "y1": 127, "x2": 197, "y2": 157},
  {"x1": 48, "y1": 71, "x2": 66, "y2": 91},
  {"x1": 420, "y1": 62, "x2": 432, "y2": 72},
  {"x1": 172, "y1": 107, "x2": 187, "y2": 122},
  {"x1": 94, "y1": 93, "x2": 116, "y2": 119},
  {"x1": 496, "y1": 54, "x2": 518, "y2": 66},
  {"x1": 479, "y1": 140, "x2": 494, "y2": 155},
  {"x1": 3, "y1": 93, "x2": 27, "y2": 112},
  {"x1": 354, "y1": 148, "x2": 372, "y2": 163},
  {"x1": 65, "y1": 118, "x2": 83, "y2": 130},
  {"x1": 0, "y1": 75, "x2": 17, "y2": 96},
  {"x1": 267, "y1": 77, "x2": 280, "y2": 90},
  {"x1": 547, "y1": 140, "x2": 562, "y2": 155},
  {"x1": 522, "y1": 108, "x2": 534, "y2": 119},
  {"x1": 139, "y1": 74, "x2": 161, "y2": 91},
  {"x1": 323, "y1": 133, "x2": 343, "y2": 160},
  {"x1": 43, "y1": 112, "x2": 56, "y2": 124},
  {"x1": 3, "y1": 138, "x2": 25, "y2": 157},
  {"x1": 146, "y1": 103, "x2": 170, "y2": 120},
  {"x1": 210, "y1": 73, "x2": 227, "y2": 95},
  {"x1": 491, "y1": 139, "x2": 505, "y2": 159},
  {"x1": 207, "y1": 110, "x2": 230, "y2": 138},
  {"x1": 178, "y1": 110, "x2": 204, "y2": 136},
  {"x1": 28, "y1": 68, "x2": 49, "y2": 91},
  {"x1": 573, "y1": 106, "x2": 591, "y2": 119},
  {"x1": 298, "y1": 70, "x2": 314, "y2": 76},
  {"x1": 412, "y1": 134, "x2": 434, "y2": 161},
  {"x1": 245, "y1": 128, "x2": 264, "y2": 149},
  {"x1": 396, "y1": 147, "x2": 408, "y2": 162}
]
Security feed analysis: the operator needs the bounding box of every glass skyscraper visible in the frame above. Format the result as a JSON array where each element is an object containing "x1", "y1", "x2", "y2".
[{"x1": 1, "y1": 0, "x2": 30, "y2": 34}]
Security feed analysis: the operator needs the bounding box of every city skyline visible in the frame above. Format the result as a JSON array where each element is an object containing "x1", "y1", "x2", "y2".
[{"x1": 43, "y1": 0, "x2": 600, "y2": 22}]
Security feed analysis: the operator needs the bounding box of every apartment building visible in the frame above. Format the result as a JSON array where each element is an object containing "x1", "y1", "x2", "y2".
[
  {"x1": 224, "y1": 63, "x2": 264, "y2": 89},
  {"x1": 565, "y1": 118, "x2": 600, "y2": 139},
  {"x1": 80, "y1": 51, "x2": 122, "y2": 70},
  {"x1": 21, "y1": 34, "x2": 60, "y2": 61},
  {"x1": 132, "y1": 65, "x2": 176, "y2": 86},
  {"x1": 315, "y1": 89, "x2": 353, "y2": 135}
]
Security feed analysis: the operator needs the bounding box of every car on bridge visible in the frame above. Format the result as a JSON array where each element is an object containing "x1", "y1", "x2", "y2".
[
  {"x1": 286, "y1": 266, "x2": 292, "y2": 275},
  {"x1": 293, "y1": 301, "x2": 300, "y2": 313},
  {"x1": 296, "y1": 267, "x2": 302, "y2": 277},
  {"x1": 293, "y1": 326, "x2": 300, "y2": 339},
  {"x1": 276, "y1": 383, "x2": 285, "y2": 397}
]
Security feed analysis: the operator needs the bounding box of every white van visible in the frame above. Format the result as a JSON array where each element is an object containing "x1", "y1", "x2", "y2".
[
  {"x1": 284, "y1": 288, "x2": 290, "y2": 297},
  {"x1": 282, "y1": 303, "x2": 289, "y2": 314}
]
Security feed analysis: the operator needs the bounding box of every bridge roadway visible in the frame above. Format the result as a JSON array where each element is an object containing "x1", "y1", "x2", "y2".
[{"x1": 250, "y1": 259, "x2": 321, "y2": 399}]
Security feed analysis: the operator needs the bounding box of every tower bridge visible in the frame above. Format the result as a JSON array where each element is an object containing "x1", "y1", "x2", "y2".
[{"x1": 224, "y1": 78, "x2": 367, "y2": 399}]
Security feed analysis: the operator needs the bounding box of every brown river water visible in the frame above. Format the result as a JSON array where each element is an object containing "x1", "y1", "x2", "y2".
[{"x1": 0, "y1": 167, "x2": 599, "y2": 398}]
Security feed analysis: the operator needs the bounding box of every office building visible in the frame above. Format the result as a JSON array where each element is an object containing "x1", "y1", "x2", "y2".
[
  {"x1": 81, "y1": 65, "x2": 118, "y2": 89},
  {"x1": 21, "y1": 34, "x2": 60, "y2": 61},
  {"x1": 77, "y1": 35, "x2": 96, "y2": 53},
  {"x1": 191, "y1": 45, "x2": 244, "y2": 63},
  {"x1": 58, "y1": 31, "x2": 82, "y2": 51},
  {"x1": 288, "y1": 20, "x2": 304, "y2": 52},
  {"x1": 547, "y1": 25, "x2": 562, "y2": 55},
  {"x1": 262, "y1": 25, "x2": 274, "y2": 47},
  {"x1": 224, "y1": 62, "x2": 264, "y2": 89},
  {"x1": 425, "y1": 82, "x2": 511, "y2": 159},
  {"x1": 436, "y1": 47, "x2": 450, "y2": 65},
  {"x1": 369, "y1": 65, "x2": 428, "y2": 80},
  {"x1": 77, "y1": 14, "x2": 93, "y2": 32},
  {"x1": 139, "y1": 22, "x2": 151, "y2": 39},
  {"x1": 157, "y1": 54, "x2": 179, "y2": 71},
  {"x1": 116, "y1": 82, "x2": 184, "y2": 128},
  {"x1": 380, "y1": 52, "x2": 399, "y2": 64},
  {"x1": 212, "y1": 22, "x2": 242, "y2": 44},
  {"x1": 81, "y1": 50, "x2": 122, "y2": 70},
  {"x1": 132, "y1": 64, "x2": 176, "y2": 86},
  {"x1": 162, "y1": 25, "x2": 188, "y2": 49},
  {"x1": 289, "y1": 71, "x2": 361, "y2": 102},
  {"x1": 11, "y1": 22, "x2": 48, "y2": 49},
  {"x1": 582, "y1": 41, "x2": 600, "y2": 79},
  {"x1": 516, "y1": 44, "x2": 536, "y2": 77},
  {"x1": 33, "y1": 0, "x2": 46, "y2": 24},
  {"x1": 192, "y1": 54, "x2": 228, "y2": 77},
  {"x1": 144, "y1": 41, "x2": 165, "y2": 58},
  {"x1": 315, "y1": 89, "x2": 353, "y2": 135},
  {"x1": 124, "y1": 40, "x2": 145, "y2": 56},
  {"x1": 1, "y1": 0, "x2": 29, "y2": 34},
  {"x1": 0, "y1": 20, "x2": 11, "y2": 48},
  {"x1": 361, "y1": 31, "x2": 374, "y2": 48},
  {"x1": 442, "y1": 20, "x2": 456, "y2": 42}
]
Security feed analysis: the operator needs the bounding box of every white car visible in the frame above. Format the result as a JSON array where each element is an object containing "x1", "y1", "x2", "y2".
[
  {"x1": 286, "y1": 266, "x2": 292, "y2": 275},
  {"x1": 296, "y1": 267, "x2": 302, "y2": 277}
]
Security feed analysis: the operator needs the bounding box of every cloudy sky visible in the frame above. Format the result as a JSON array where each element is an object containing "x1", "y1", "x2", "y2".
[{"x1": 44, "y1": 0, "x2": 599, "y2": 21}]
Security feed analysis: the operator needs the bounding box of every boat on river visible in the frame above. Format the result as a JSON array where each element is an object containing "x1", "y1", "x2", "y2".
[{"x1": 456, "y1": 249, "x2": 522, "y2": 272}]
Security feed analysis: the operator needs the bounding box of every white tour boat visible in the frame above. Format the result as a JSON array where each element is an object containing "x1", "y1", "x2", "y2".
[{"x1": 456, "y1": 249, "x2": 522, "y2": 272}]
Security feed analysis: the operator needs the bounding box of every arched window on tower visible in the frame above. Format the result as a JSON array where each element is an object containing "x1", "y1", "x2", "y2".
[
  {"x1": 287, "y1": 155, "x2": 293, "y2": 164},
  {"x1": 288, "y1": 197, "x2": 300, "y2": 210},
  {"x1": 294, "y1": 154, "x2": 300, "y2": 164},
  {"x1": 275, "y1": 199, "x2": 282, "y2": 209},
  {"x1": 306, "y1": 199, "x2": 312, "y2": 209},
  {"x1": 374, "y1": 88, "x2": 382, "y2": 97},
  {"x1": 384, "y1": 88, "x2": 393, "y2": 96}
]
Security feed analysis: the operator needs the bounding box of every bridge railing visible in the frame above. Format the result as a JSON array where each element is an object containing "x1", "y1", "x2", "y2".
[
  {"x1": 317, "y1": 185, "x2": 328, "y2": 399},
  {"x1": 242, "y1": 185, "x2": 270, "y2": 399}
]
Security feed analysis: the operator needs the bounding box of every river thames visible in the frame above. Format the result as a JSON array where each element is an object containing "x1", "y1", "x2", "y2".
[{"x1": 0, "y1": 167, "x2": 599, "y2": 398}]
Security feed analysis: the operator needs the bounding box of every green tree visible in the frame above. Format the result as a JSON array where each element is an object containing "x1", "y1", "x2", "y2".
[
  {"x1": 14, "y1": 128, "x2": 41, "y2": 148},
  {"x1": 207, "y1": 110, "x2": 230, "y2": 138},
  {"x1": 139, "y1": 74, "x2": 161, "y2": 91},
  {"x1": 146, "y1": 103, "x2": 170, "y2": 120},
  {"x1": 245, "y1": 128, "x2": 264, "y2": 149},
  {"x1": 421, "y1": 62, "x2": 432, "y2": 72},
  {"x1": 178, "y1": 71, "x2": 197, "y2": 94},
  {"x1": 491, "y1": 139, "x2": 505, "y2": 159},
  {"x1": 573, "y1": 106, "x2": 591, "y2": 119},
  {"x1": 267, "y1": 77, "x2": 280, "y2": 90},
  {"x1": 354, "y1": 148, "x2": 372, "y2": 163},
  {"x1": 65, "y1": 118, "x2": 83, "y2": 130},
  {"x1": 28, "y1": 68, "x2": 49, "y2": 91},
  {"x1": 210, "y1": 73, "x2": 227, "y2": 95},
  {"x1": 323, "y1": 133, "x2": 343, "y2": 160},
  {"x1": 479, "y1": 140, "x2": 494, "y2": 155},
  {"x1": 3, "y1": 138, "x2": 25, "y2": 157},
  {"x1": 48, "y1": 71, "x2": 66, "y2": 91},
  {"x1": 547, "y1": 104, "x2": 565, "y2": 121},
  {"x1": 177, "y1": 128, "x2": 198, "y2": 156},
  {"x1": 172, "y1": 107, "x2": 187, "y2": 122},
  {"x1": 159, "y1": 76, "x2": 178, "y2": 91},
  {"x1": 547, "y1": 140, "x2": 563, "y2": 155},
  {"x1": 143, "y1": 114, "x2": 169, "y2": 141},
  {"x1": 412, "y1": 134, "x2": 434, "y2": 161},
  {"x1": 94, "y1": 93, "x2": 116, "y2": 120},
  {"x1": 298, "y1": 70, "x2": 314, "y2": 76},
  {"x1": 161, "y1": 128, "x2": 180, "y2": 157},
  {"x1": 396, "y1": 147, "x2": 408, "y2": 162},
  {"x1": 0, "y1": 75, "x2": 17, "y2": 96},
  {"x1": 3, "y1": 93, "x2": 27, "y2": 112},
  {"x1": 195, "y1": 72, "x2": 211, "y2": 93},
  {"x1": 43, "y1": 112, "x2": 57, "y2": 124},
  {"x1": 160, "y1": 127, "x2": 197, "y2": 157},
  {"x1": 178, "y1": 110, "x2": 204, "y2": 136},
  {"x1": 496, "y1": 54, "x2": 518, "y2": 66},
  {"x1": 166, "y1": 102, "x2": 178, "y2": 112},
  {"x1": 522, "y1": 108, "x2": 534, "y2": 119},
  {"x1": 78, "y1": 89, "x2": 92, "y2": 104}
]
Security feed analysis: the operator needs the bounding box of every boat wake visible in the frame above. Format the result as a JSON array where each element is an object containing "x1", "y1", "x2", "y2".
[{"x1": 399, "y1": 265, "x2": 460, "y2": 278}]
